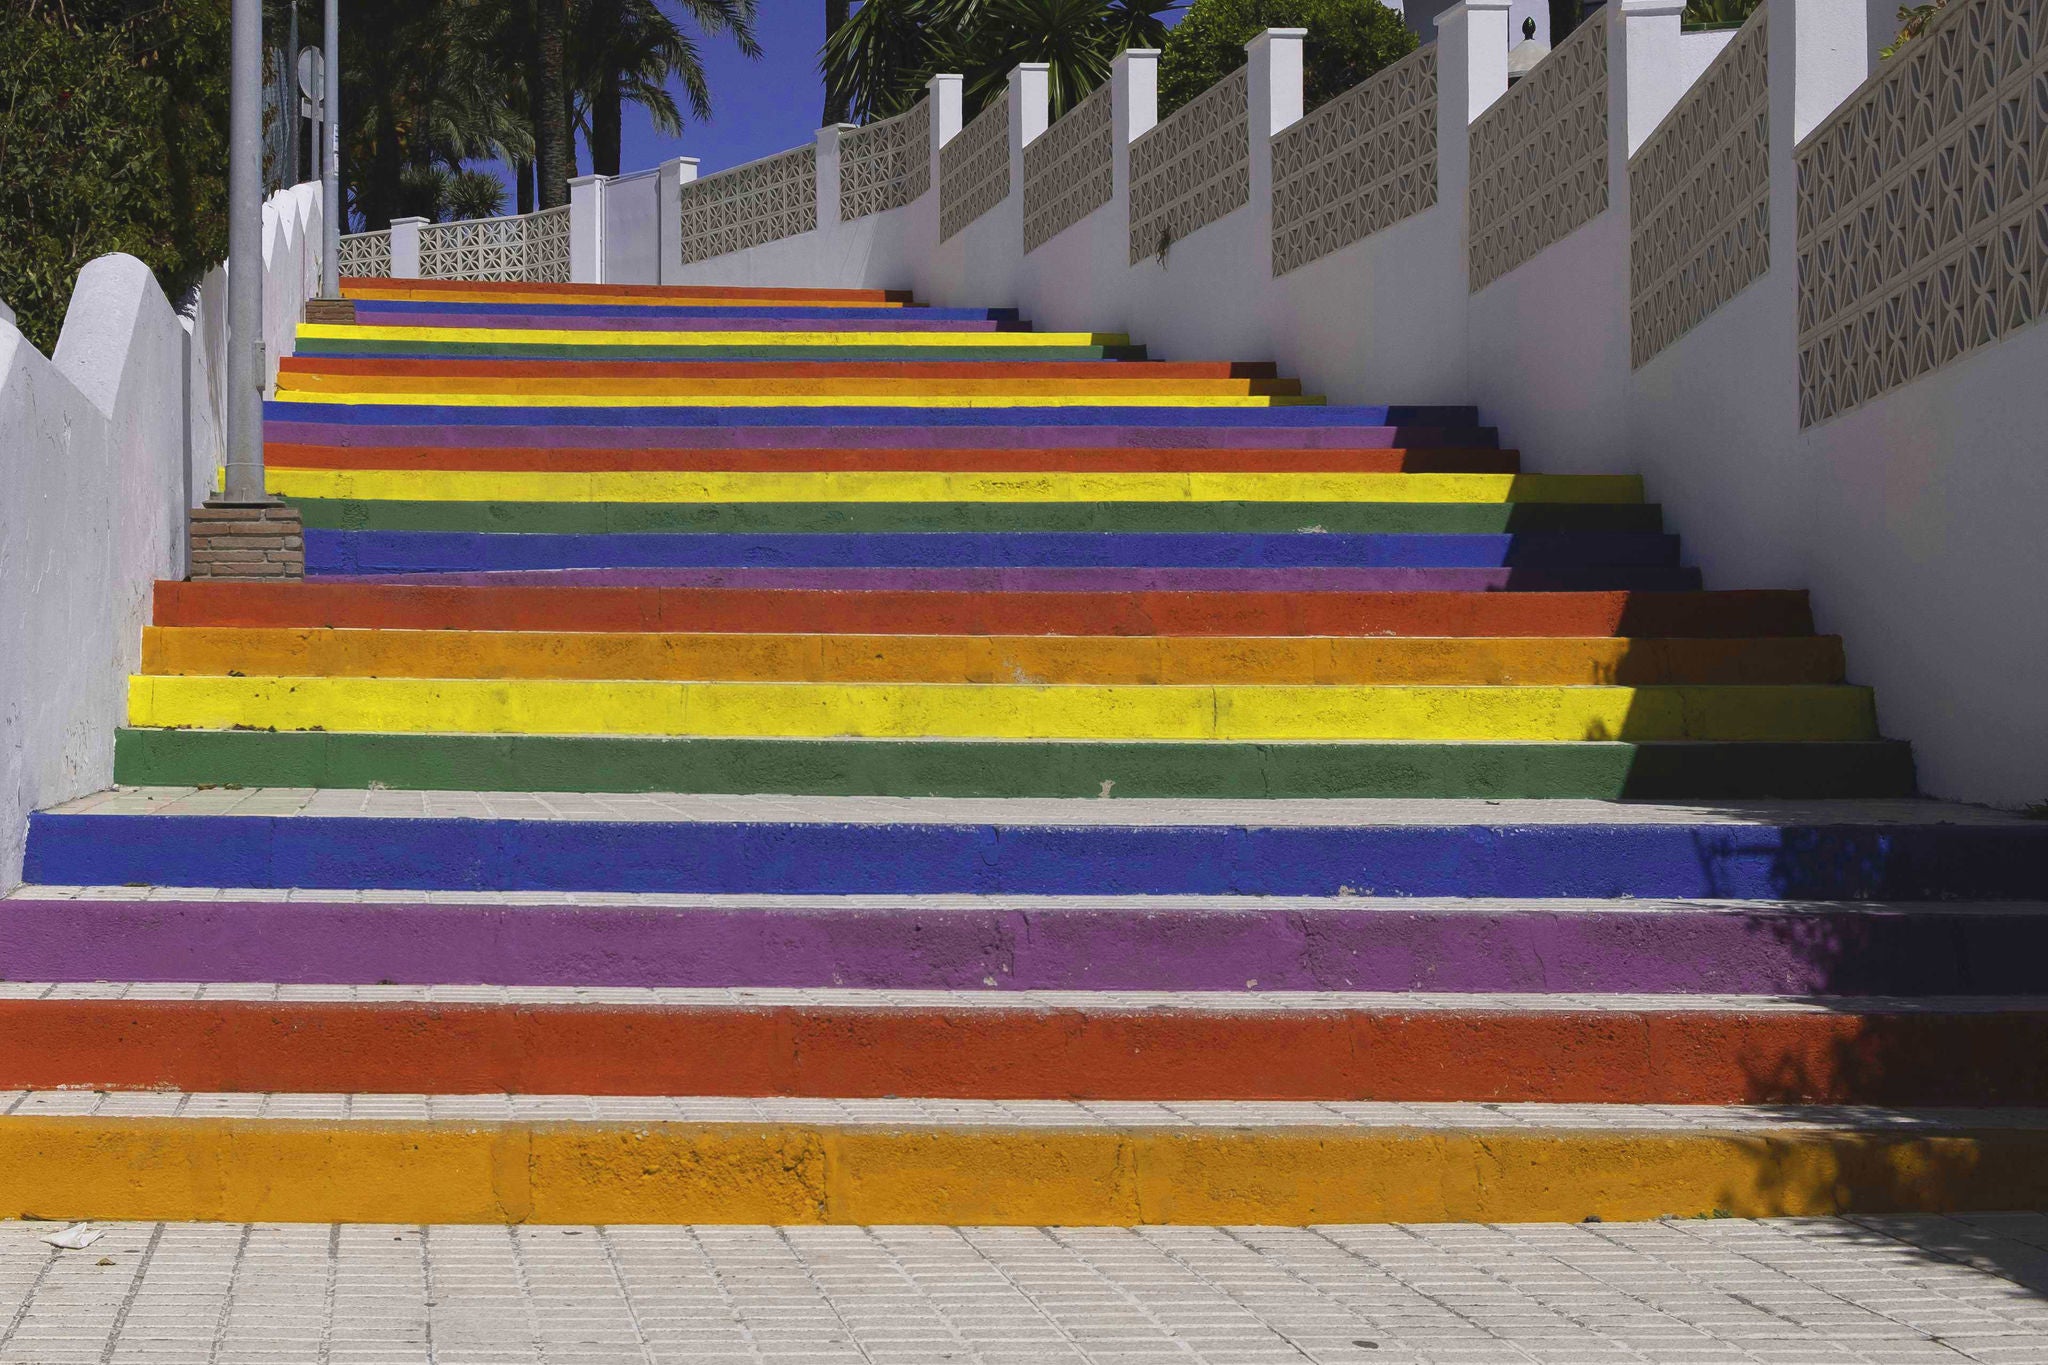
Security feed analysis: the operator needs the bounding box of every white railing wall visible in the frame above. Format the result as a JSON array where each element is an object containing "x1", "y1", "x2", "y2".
[
  {"x1": 842, "y1": 100, "x2": 931, "y2": 223},
  {"x1": 940, "y1": 89, "x2": 1017, "y2": 242},
  {"x1": 679, "y1": 145, "x2": 818, "y2": 265},
  {"x1": 1128, "y1": 67, "x2": 1250, "y2": 264},
  {"x1": 0, "y1": 183, "x2": 326, "y2": 889},
  {"x1": 337, "y1": 228, "x2": 391, "y2": 277},
  {"x1": 1023, "y1": 81, "x2": 1114, "y2": 253},
  {"x1": 352, "y1": 0, "x2": 2047, "y2": 804},
  {"x1": 1629, "y1": 7, "x2": 1770, "y2": 367},
  {"x1": 1271, "y1": 43, "x2": 1438, "y2": 275},
  {"x1": 415, "y1": 204, "x2": 572, "y2": 283}
]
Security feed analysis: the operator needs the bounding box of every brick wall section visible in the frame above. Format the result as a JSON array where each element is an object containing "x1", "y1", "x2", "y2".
[
  {"x1": 189, "y1": 503, "x2": 305, "y2": 580},
  {"x1": 303, "y1": 299, "x2": 356, "y2": 324}
]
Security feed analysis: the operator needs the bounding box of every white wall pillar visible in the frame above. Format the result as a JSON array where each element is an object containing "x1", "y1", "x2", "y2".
[
  {"x1": 568, "y1": 173, "x2": 607, "y2": 283},
  {"x1": 1006, "y1": 63, "x2": 1052, "y2": 269},
  {"x1": 1245, "y1": 28, "x2": 1306, "y2": 277},
  {"x1": 1008, "y1": 63, "x2": 1052, "y2": 198},
  {"x1": 1109, "y1": 48, "x2": 1160, "y2": 270},
  {"x1": 1864, "y1": 0, "x2": 1897, "y2": 70},
  {"x1": 926, "y1": 73, "x2": 965, "y2": 194},
  {"x1": 1611, "y1": 0, "x2": 1689, "y2": 233},
  {"x1": 1433, "y1": 0, "x2": 1512, "y2": 278},
  {"x1": 388, "y1": 216, "x2": 426, "y2": 278},
  {"x1": 817, "y1": 124, "x2": 855, "y2": 232},
  {"x1": 1615, "y1": 0, "x2": 1689, "y2": 155},
  {"x1": 1764, "y1": 0, "x2": 1875, "y2": 384},
  {"x1": 655, "y1": 155, "x2": 698, "y2": 285},
  {"x1": 1774, "y1": 0, "x2": 1871, "y2": 144}
]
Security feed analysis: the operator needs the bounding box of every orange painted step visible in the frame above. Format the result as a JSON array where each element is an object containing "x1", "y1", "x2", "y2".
[
  {"x1": 153, "y1": 582, "x2": 1820, "y2": 638},
  {"x1": 263, "y1": 443, "x2": 1524, "y2": 474},
  {"x1": 1, "y1": 999, "x2": 2041, "y2": 1105}
]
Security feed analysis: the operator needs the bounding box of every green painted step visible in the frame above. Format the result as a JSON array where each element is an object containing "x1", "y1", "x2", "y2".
[
  {"x1": 293, "y1": 499, "x2": 1670, "y2": 535},
  {"x1": 114, "y1": 729, "x2": 1918, "y2": 800}
]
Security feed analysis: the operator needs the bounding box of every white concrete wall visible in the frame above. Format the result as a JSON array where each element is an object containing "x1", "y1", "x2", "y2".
[
  {"x1": 602, "y1": 169, "x2": 664, "y2": 285},
  {"x1": 0, "y1": 183, "x2": 324, "y2": 888},
  {"x1": 623, "y1": 0, "x2": 2048, "y2": 806}
]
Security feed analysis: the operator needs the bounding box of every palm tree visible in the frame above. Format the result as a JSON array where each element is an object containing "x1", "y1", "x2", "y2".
[
  {"x1": 824, "y1": 0, "x2": 852, "y2": 124},
  {"x1": 822, "y1": 0, "x2": 1172, "y2": 125},
  {"x1": 571, "y1": 0, "x2": 761, "y2": 179},
  {"x1": 339, "y1": 0, "x2": 533, "y2": 228},
  {"x1": 536, "y1": 0, "x2": 572, "y2": 208}
]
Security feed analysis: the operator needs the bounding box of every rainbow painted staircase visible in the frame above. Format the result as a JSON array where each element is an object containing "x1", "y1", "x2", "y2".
[{"x1": 7, "y1": 278, "x2": 2048, "y2": 1225}]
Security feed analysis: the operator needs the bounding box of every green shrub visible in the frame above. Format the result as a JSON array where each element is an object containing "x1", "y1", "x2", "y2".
[
  {"x1": 1157, "y1": 0, "x2": 1416, "y2": 117},
  {"x1": 0, "y1": 1, "x2": 229, "y2": 354}
]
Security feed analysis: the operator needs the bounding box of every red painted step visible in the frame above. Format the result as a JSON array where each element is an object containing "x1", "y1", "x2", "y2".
[
  {"x1": 2, "y1": 999, "x2": 2041, "y2": 1105},
  {"x1": 154, "y1": 582, "x2": 1819, "y2": 638}
]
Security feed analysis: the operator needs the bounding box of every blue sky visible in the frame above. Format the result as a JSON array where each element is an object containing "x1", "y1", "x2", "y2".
[{"x1": 614, "y1": 0, "x2": 833, "y2": 176}]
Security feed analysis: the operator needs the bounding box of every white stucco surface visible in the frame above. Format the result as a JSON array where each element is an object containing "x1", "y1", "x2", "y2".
[
  {"x1": 0, "y1": 184, "x2": 323, "y2": 888},
  {"x1": 639, "y1": 0, "x2": 2048, "y2": 807}
]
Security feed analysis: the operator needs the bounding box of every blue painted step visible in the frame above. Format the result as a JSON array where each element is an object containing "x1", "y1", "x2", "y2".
[
  {"x1": 25, "y1": 814, "x2": 2048, "y2": 900},
  {"x1": 305, "y1": 530, "x2": 1684, "y2": 575}
]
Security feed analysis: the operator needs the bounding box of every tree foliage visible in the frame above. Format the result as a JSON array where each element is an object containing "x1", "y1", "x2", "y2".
[
  {"x1": 1158, "y1": 0, "x2": 1414, "y2": 117},
  {"x1": 822, "y1": 0, "x2": 1175, "y2": 125},
  {"x1": 0, "y1": 0, "x2": 230, "y2": 353}
]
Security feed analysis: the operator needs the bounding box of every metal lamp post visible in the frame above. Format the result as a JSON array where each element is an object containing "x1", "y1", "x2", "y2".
[
  {"x1": 322, "y1": 0, "x2": 341, "y2": 298},
  {"x1": 221, "y1": 0, "x2": 268, "y2": 505}
]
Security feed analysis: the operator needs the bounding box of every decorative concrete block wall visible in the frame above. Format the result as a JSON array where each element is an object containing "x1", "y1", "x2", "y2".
[{"x1": 301, "y1": 0, "x2": 2048, "y2": 805}]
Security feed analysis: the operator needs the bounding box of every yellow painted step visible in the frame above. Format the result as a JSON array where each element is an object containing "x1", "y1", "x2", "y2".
[
  {"x1": 297, "y1": 323, "x2": 1130, "y2": 348},
  {"x1": 0, "y1": 1114, "x2": 2036, "y2": 1225},
  {"x1": 262, "y1": 469, "x2": 1645, "y2": 505},
  {"x1": 139, "y1": 627, "x2": 1849, "y2": 687},
  {"x1": 126, "y1": 675, "x2": 1880, "y2": 742}
]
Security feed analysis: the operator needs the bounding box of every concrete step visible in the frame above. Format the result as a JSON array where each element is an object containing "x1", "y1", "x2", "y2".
[
  {"x1": 287, "y1": 528, "x2": 1689, "y2": 569},
  {"x1": 119, "y1": 676, "x2": 1881, "y2": 743},
  {"x1": 110, "y1": 732, "x2": 1920, "y2": 799},
  {"x1": 348, "y1": 300, "x2": 1026, "y2": 323},
  {"x1": 294, "y1": 498, "x2": 1659, "y2": 535},
  {"x1": 24, "y1": 794, "x2": 2046, "y2": 899},
  {"x1": 263, "y1": 400, "x2": 1491, "y2": 430},
  {"x1": 294, "y1": 336, "x2": 1154, "y2": 361},
  {"x1": 339, "y1": 280, "x2": 919, "y2": 304},
  {"x1": 0, "y1": 985, "x2": 2044, "y2": 1104},
  {"x1": 152, "y1": 581, "x2": 1816, "y2": 636},
  {"x1": 265, "y1": 416, "x2": 1498, "y2": 448},
  {"x1": 2, "y1": 1094, "x2": 2044, "y2": 1224},
  {"x1": 309, "y1": 560, "x2": 1713, "y2": 592},
  {"x1": 277, "y1": 373, "x2": 1313, "y2": 400},
  {"x1": 16, "y1": 889, "x2": 2022, "y2": 993},
  {"x1": 268, "y1": 442, "x2": 1523, "y2": 472}
]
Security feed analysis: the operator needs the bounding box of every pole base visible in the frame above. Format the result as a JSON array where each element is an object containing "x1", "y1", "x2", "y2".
[
  {"x1": 304, "y1": 298, "x2": 357, "y2": 324},
  {"x1": 190, "y1": 502, "x2": 305, "y2": 581}
]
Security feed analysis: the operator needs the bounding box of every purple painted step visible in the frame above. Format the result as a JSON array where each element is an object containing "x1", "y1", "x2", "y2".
[
  {"x1": 4, "y1": 899, "x2": 2043, "y2": 994},
  {"x1": 322, "y1": 566, "x2": 1705, "y2": 591}
]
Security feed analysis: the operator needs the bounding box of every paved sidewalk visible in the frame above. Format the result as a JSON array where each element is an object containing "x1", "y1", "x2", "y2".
[{"x1": 2, "y1": 1216, "x2": 2045, "y2": 1364}]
